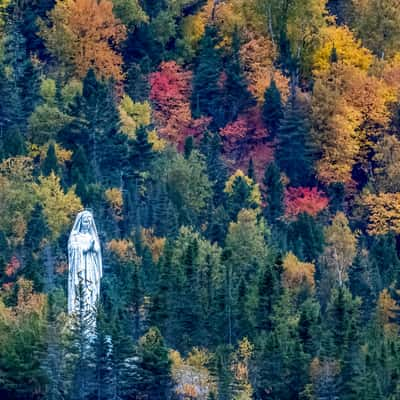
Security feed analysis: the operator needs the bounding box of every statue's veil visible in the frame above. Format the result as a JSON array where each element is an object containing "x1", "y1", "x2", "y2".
[{"x1": 68, "y1": 210, "x2": 102, "y2": 277}]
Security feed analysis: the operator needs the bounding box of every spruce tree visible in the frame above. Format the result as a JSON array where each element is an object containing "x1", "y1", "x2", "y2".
[
  {"x1": 275, "y1": 86, "x2": 314, "y2": 186},
  {"x1": 42, "y1": 142, "x2": 59, "y2": 176},
  {"x1": 217, "y1": 28, "x2": 256, "y2": 126},
  {"x1": 263, "y1": 162, "x2": 284, "y2": 224},
  {"x1": 136, "y1": 327, "x2": 172, "y2": 399},
  {"x1": 129, "y1": 126, "x2": 155, "y2": 174},
  {"x1": 184, "y1": 135, "x2": 194, "y2": 159},
  {"x1": 191, "y1": 25, "x2": 223, "y2": 125},
  {"x1": 201, "y1": 131, "x2": 227, "y2": 206},
  {"x1": 262, "y1": 79, "x2": 283, "y2": 138},
  {"x1": 247, "y1": 157, "x2": 256, "y2": 181}
]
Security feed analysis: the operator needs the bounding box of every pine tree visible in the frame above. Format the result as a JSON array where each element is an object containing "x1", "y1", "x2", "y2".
[
  {"x1": 81, "y1": 70, "x2": 127, "y2": 185},
  {"x1": 287, "y1": 213, "x2": 324, "y2": 263},
  {"x1": 42, "y1": 142, "x2": 59, "y2": 176},
  {"x1": 191, "y1": 25, "x2": 223, "y2": 125},
  {"x1": 276, "y1": 87, "x2": 314, "y2": 186},
  {"x1": 23, "y1": 203, "x2": 49, "y2": 290},
  {"x1": 184, "y1": 135, "x2": 194, "y2": 159},
  {"x1": 180, "y1": 238, "x2": 202, "y2": 349},
  {"x1": 128, "y1": 126, "x2": 155, "y2": 174},
  {"x1": 217, "y1": 28, "x2": 256, "y2": 126},
  {"x1": 136, "y1": 327, "x2": 172, "y2": 399},
  {"x1": 0, "y1": 63, "x2": 25, "y2": 159},
  {"x1": 247, "y1": 157, "x2": 256, "y2": 181},
  {"x1": 201, "y1": 131, "x2": 227, "y2": 206},
  {"x1": 262, "y1": 79, "x2": 283, "y2": 138},
  {"x1": 263, "y1": 162, "x2": 284, "y2": 224},
  {"x1": 256, "y1": 255, "x2": 283, "y2": 332}
]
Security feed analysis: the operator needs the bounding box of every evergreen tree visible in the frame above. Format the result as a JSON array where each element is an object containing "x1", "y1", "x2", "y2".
[
  {"x1": 201, "y1": 131, "x2": 227, "y2": 206},
  {"x1": 136, "y1": 327, "x2": 172, "y2": 399},
  {"x1": 287, "y1": 213, "x2": 324, "y2": 263},
  {"x1": 42, "y1": 142, "x2": 59, "y2": 176},
  {"x1": 370, "y1": 233, "x2": 400, "y2": 290},
  {"x1": 256, "y1": 255, "x2": 283, "y2": 332},
  {"x1": 247, "y1": 157, "x2": 256, "y2": 181},
  {"x1": 263, "y1": 162, "x2": 284, "y2": 225},
  {"x1": 275, "y1": 87, "x2": 314, "y2": 186},
  {"x1": 217, "y1": 28, "x2": 256, "y2": 126},
  {"x1": 0, "y1": 63, "x2": 25, "y2": 159},
  {"x1": 184, "y1": 135, "x2": 194, "y2": 159},
  {"x1": 191, "y1": 26, "x2": 223, "y2": 125},
  {"x1": 263, "y1": 79, "x2": 283, "y2": 138},
  {"x1": 128, "y1": 126, "x2": 155, "y2": 174},
  {"x1": 23, "y1": 203, "x2": 49, "y2": 290}
]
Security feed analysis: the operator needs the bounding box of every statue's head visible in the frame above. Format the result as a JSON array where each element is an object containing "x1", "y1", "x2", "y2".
[
  {"x1": 80, "y1": 211, "x2": 92, "y2": 232},
  {"x1": 71, "y1": 210, "x2": 97, "y2": 237}
]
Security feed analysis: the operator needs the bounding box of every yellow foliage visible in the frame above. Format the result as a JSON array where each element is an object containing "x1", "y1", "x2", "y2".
[
  {"x1": 39, "y1": 0, "x2": 126, "y2": 80},
  {"x1": 34, "y1": 173, "x2": 82, "y2": 240},
  {"x1": 363, "y1": 192, "x2": 400, "y2": 235},
  {"x1": 377, "y1": 289, "x2": 399, "y2": 335},
  {"x1": 312, "y1": 63, "x2": 392, "y2": 184},
  {"x1": 28, "y1": 143, "x2": 73, "y2": 164},
  {"x1": 214, "y1": 0, "x2": 256, "y2": 45},
  {"x1": 224, "y1": 169, "x2": 262, "y2": 206},
  {"x1": 283, "y1": 252, "x2": 315, "y2": 291},
  {"x1": 312, "y1": 25, "x2": 373, "y2": 73},
  {"x1": 181, "y1": 12, "x2": 206, "y2": 50},
  {"x1": 105, "y1": 188, "x2": 123, "y2": 221},
  {"x1": 148, "y1": 129, "x2": 166, "y2": 151},
  {"x1": 119, "y1": 94, "x2": 151, "y2": 137},
  {"x1": 107, "y1": 239, "x2": 138, "y2": 262},
  {"x1": 141, "y1": 228, "x2": 166, "y2": 263}
]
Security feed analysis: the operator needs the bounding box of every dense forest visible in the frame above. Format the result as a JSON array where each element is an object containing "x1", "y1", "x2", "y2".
[{"x1": 2, "y1": 0, "x2": 400, "y2": 398}]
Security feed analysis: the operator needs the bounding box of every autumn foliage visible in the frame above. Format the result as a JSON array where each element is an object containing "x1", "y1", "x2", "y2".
[
  {"x1": 220, "y1": 108, "x2": 273, "y2": 175},
  {"x1": 149, "y1": 61, "x2": 210, "y2": 147},
  {"x1": 284, "y1": 187, "x2": 328, "y2": 219},
  {"x1": 39, "y1": 0, "x2": 126, "y2": 80}
]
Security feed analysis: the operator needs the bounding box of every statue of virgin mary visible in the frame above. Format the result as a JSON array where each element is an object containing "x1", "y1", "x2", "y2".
[{"x1": 68, "y1": 210, "x2": 102, "y2": 315}]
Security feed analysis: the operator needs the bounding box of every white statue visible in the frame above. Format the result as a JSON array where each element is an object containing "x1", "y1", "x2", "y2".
[{"x1": 68, "y1": 210, "x2": 102, "y2": 315}]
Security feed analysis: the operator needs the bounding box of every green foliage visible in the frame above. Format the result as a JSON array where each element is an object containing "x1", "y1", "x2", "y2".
[
  {"x1": 276, "y1": 88, "x2": 314, "y2": 186},
  {"x1": 262, "y1": 79, "x2": 283, "y2": 138},
  {"x1": 3, "y1": 1, "x2": 400, "y2": 398},
  {"x1": 263, "y1": 162, "x2": 284, "y2": 225}
]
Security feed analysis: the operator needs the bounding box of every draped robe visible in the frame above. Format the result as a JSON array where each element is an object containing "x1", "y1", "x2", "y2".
[{"x1": 68, "y1": 211, "x2": 102, "y2": 315}]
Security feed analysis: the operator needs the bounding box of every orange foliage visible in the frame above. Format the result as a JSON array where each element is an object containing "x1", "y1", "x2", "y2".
[
  {"x1": 240, "y1": 33, "x2": 289, "y2": 102},
  {"x1": 149, "y1": 61, "x2": 210, "y2": 147},
  {"x1": 141, "y1": 228, "x2": 166, "y2": 263},
  {"x1": 107, "y1": 239, "x2": 139, "y2": 263},
  {"x1": 40, "y1": 0, "x2": 126, "y2": 80}
]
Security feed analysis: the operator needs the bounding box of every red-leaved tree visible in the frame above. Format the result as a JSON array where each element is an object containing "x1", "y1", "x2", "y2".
[
  {"x1": 220, "y1": 107, "x2": 272, "y2": 178},
  {"x1": 149, "y1": 61, "x2": 210, "y2": 148},
  {"x1": 285, "y1": 187, "x2": 328, "y2": 219}
]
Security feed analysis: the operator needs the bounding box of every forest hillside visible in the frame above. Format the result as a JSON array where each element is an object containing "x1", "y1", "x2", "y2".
[{"x1": 1, "y1": 0, "x2": 400, "y2": 399}]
